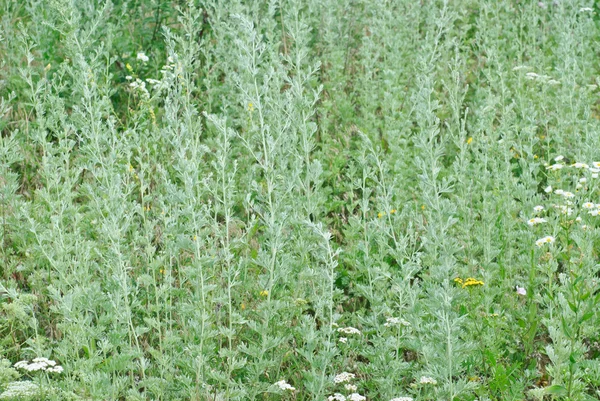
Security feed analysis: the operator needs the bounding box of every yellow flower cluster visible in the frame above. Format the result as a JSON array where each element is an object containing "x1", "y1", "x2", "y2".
[{"x1": 454, "y1": 277, "x2": 484, "y2": 288}]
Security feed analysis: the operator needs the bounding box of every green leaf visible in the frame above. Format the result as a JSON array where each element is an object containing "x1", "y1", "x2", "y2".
[{"x1": 544, "y1": 384, "x2": 567, "y2": 396}]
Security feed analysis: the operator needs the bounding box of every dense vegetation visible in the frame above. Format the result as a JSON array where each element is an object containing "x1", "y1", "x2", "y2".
[{"x1": 2, "y1": 1, "x2": 600, "y2": 400}]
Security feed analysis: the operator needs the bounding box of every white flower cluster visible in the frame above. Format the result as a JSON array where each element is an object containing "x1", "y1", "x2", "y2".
[
  {"x1": 384, "y1": 317, "x2": 410, "y2": 327},
  {"x1": 337, "y1": 327, "x2": 361, "y2": 335},
  {"x1": 14, "y1": 357, "x2": 63, "y2": 373},
  {"x1": 274, "y1": 379, "x2": 295, "y2": 391},
  {"x1": 137, "y1": 52, "x2": 149, "y2": 62},
  {"x1": 328, "y1": 394, "x2": 347, "y2": 401},
  {"x1": 129, "y1": 78, "x2": 150, "y2": 98},
  {"x1": 334, "y1": 372, "x2": 355, "y2": 384},
  {"x1": 348, "y1": 393, "x2": 366, "y2": 401},
  {"x1": 390, "y1": 398, "x2": 414, "y2": 401},
  {"x1": 0, "y1": 381, "x2": 39, "y2": 399}
]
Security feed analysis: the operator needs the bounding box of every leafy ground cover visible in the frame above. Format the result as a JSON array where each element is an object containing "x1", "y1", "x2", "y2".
[{"x1": 1, "y1": 1, "x2": 600, "y2": 400}]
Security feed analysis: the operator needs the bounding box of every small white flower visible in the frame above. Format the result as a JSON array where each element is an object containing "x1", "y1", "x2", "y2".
[
  {"x1": 583, "y1": 202, "x2": 595, "y2": 209},
  {"x1": 592, "y1": 162, "x2": 600, "y2": 169},
  {"x1": 544, "y1": 186, "x2": 553, "y2": 193},
  {"x1": 547, "y1": 163, "x2": 564, "y2": 171},
  {"x1": 580, "y1": 177, "x2": 587, "y2": 183},
  {"x1": 345, "y1": 384, "x2": 358, "y2": 391},
  {"x1": 572, "y1": 162, "x2": 589, "y2": 169},
  {"x1": 593, "y1": 174, "x2": 599, "y2": 179},
  {"x1": 535, "y1": 236, "x2": 555, "y2": 247},
  {"x1": 562, "y1": 191, "x2": 575, "y2": 199},
  {"x1": 547, "y1": 79, "x2": 561, "y2": 85},
  {"x1": 516, "y1": 286, "x2": 527, "y2": 296},
  {"x1": 419, "y1": 376, "x2": 437, "y2": 385},
  {"x1": 137, "y1": 52, "x2": 149, "y2": 62},
  {"x1": 348, "y1": 394, "x2": 366, "y2": 401},
  {"x1": 554, "y1": 155, "x2": 564, "y2": 162},
  {"x1": 526, "y1": 72, "x2": 540, "y2": 79},
  {"x1": 125, "y1": 75, "x2": 133, "y2": 80},
  {"x1": 527, "y1": 217, "x2": 547, "y2": 226},
  {"x1": 554, "y1": 189, "x2": 564, "y2": 195},
  {"x1": 337, "y1": 327, "x2": 361, "y2": 335},
  {"x1": 390, "y1": 398, "x2": 414, "y2": 401},
  {"x1": 589, "y1": 209, "x2": 599, "y2": 216},
  {"x1": 534, "y1": 205, "x2": 544, "y2": 212},
  {"x1": 334, "y1": 372, "x2": 356, "y2": 384},
  {"x1": 275, "y1": 380, "x2": 295, "y2": 391},
  {"x1": 339, "y1": 337, "x2": 348, "y2": 344},
  {"x1": 328, "y1": 393, "x2": 347, "y2": 401}
]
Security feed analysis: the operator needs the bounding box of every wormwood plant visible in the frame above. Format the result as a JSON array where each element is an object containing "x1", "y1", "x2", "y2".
[{"x1": 3, "y1": 0, "x2": 600, "y2": 400}]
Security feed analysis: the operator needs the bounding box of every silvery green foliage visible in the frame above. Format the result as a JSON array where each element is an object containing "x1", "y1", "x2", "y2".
[{"x1": 2, "y1": 0, "x2": 600, "y2": 400}]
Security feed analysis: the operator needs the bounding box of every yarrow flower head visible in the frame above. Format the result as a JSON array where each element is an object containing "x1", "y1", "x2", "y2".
[
  {"x1": 348, "y1": 394, "x2": 366, "y2": 401},
  {"x1": 535, "y1": 236, "x2": 555, "y2": 247},
  {"x1": 384, "y1": 317, "x2": 411, "y2": 327},
  {"x1": 419, "y1": 376, "x2": 438, "y2": 385},
  {"x1": 337, "y1": 327, "x2": 361, "y2": 335},
  {"x1": 328, "y1": 393, "x2": 346, "y2": 401},
  {"x1": 544, "y1": 185, "x2": 552, "y2": 193},
  {"x1": 137, "y1": 52, "x2": 149, "y2": 62},
  {"x1": 390, "y1": 398, "x2": 414, "y2": 401},
  {"x1": 334, "y1": 372, "x2": 356, "y2": 384},
  {"x1": 274, "y1": 380, "x2": 295, "y2": 391},
  {"x1": 14, "y1": 358, "x2": 62, "y2": 373},
  {"x1": 345, "y1": 384, "x2": 357, "y2": 391},
  {"x1": 0, "y1": 381, "x2": 40, "y2": 399},
  {"x1": 339, "y1": 337, "x2": 348, "y2": 344}
]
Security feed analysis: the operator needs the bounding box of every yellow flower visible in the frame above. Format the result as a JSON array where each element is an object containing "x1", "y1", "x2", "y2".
[
  {"x1": 126, "y1": 63, "x2": 133, "y2": 72},
  {"x1": 260, "y1": 290, "x2": 269, "y2": 297},
  {"x1": 193, "y1": 235, "x2": 197, "y2": 241},
  {"x1": 377, "y1": 212, "x2": 384, "y2": 218},
  {"x1": 421, "y1": 205, "x2": 425, "y2": 210},
  {"x1": 241, "y1": 303, "x2": 246, "y2": 310},
  {"x1": 462, "y1": 277, "x2": 484, "y2": 287},
  {"x1": 44, "y1": 63, "x2": 51, "y2": 72},
  {"x1": 390, "y1": 209, "x2": 397, "y2": 214},
  {"x1": 466, "y1": 137, "x2": 473, "y2": 145},
  {"x1": 454, "y1": 277, "x2": 484, "y2": 288},
  {"x1": 247, "y1": 102, "x2": 254, "y2": 112}
]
